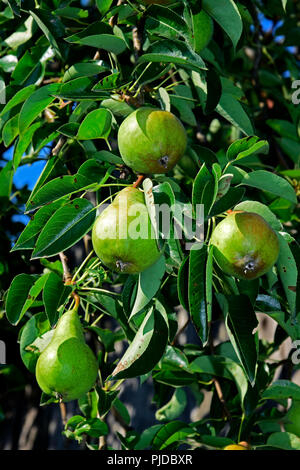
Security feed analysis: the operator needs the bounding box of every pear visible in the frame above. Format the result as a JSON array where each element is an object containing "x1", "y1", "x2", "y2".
[
  {"x1": 36, "y1": 308, "x2": 98, "y2": 402},
  {"x1": 210, "y1": 211, "x2": 280, "y2": 280},
  {"x1": 92, "y1": 187, "x2": 161, "y2": 274},
  {"x1": 117, "y1": 108, "x2": 187, "y2": 174}
]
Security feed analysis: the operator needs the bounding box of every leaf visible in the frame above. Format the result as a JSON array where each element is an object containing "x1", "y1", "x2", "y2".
[
  {"x1": 155, "y1": 388, "x2": 187, "y2": 422},
  {"x1": 97, "y1": 388, "x2": 119, "y2": 418},
  {"x1": 145, "y1": 5, "x2": 189, "y2": 40},
  {"x1": 70, "y1": 34, "x2": 127, "y2": 55},
  {"x1": 209, "y1": 187, "x2": 245, "y2": 217},
  {"x1": 0, "y1": 85, "x2": 35, "y2": 117},
  {"x1": 177, "y1": 256, "x2": 189, "y2": 311},
  {"x1": 138, "y1": 40, "x2": 206, "y2": 73},
  {"x1": 0, "y1": 160, "x2": 14, "y2": 199},
  {"x1": 111, "y1": 306, "x2": 169, "y2": 379},
  {"x1": 2, "y1": 114, "x2": 19, "y2": 147},
  {"x1": 5, "y1": 274, "x2": 46, "y2": 325},
  {"x1": 96, "y1": 0, "x2": 114, "y2": 15},
  {"x1": 43, "y1": 272, "x2": 72, "y2": 326},
  {"x1": 29, "y1": 9, "x2": 65, "y2": 59},
  {"x1": 19, "y1": 312, "x2": 51, "y2": 372},
  {"x1": 129, "y1": 256, "x2": 166, "y2": 321},
  {"x1": 12, "y1": 199, "x2": 66, "y2": 251},
  {"x1": 32, "y1": 199, "x2": 96, "y2": 259},
  {"x1": 192, "y1": 163, "x2": 215, "y2": 218},
  {"x1": 19, "y1": 83, "x2": 60, "y2": 134},
  {"x1": 188, "y1": 245, "x2": 209, "y2": 346},
  {"x1": 13, "y1": 122, "x2": 41, "y2": 169},
  {"x1": 189, "y1": 355, "x2": 248, "y2": 406},
  {"x1": 203, "y1": 0, "x2": 243, "y2": 49},
  {"x1": 152, "y1": 421, "x2": 195, "y2": 450},
  {"x1": 63, "y1": 62, "x2": 108, "y2": 82},
  {"x1": 262, "y1": 380, "x2": 300, "y2": 401},
  {"x1": 77, "y1": 108, "x2": 112, "y2": 140},
  {"x1": 238, "y1": 170, "x2": 297, "y2": 204},
  {"x1": 226, "y1": 136, "x2": 269, "y2": 162},
  {"x1": 234, "y1": 200, "x2": 282, "y2": 231},
  {"x1": 276, "y1": 234, "x2": 297, "y2": 317},
  {"x1": 4, "y1": 16, "x2": 35, "y2": 49},
  {"x1": 217, "y1": 294, "x2": 258, "y2": 384},
  {"x1": 216, "y1": 92, "x2": 254, "y2": 136},
  {"x1": 267, "y1": 432, "x2": 300, "y2": 451}
]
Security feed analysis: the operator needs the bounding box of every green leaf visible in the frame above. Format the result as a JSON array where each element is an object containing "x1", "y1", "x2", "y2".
[
  {"x1": 129, "y1": 256, "x2": 166, "y2": 321},
  {"x1": 203, "y1": 0, "x2": 243, "y2": 49},
  {"x1": 216, "y1": 92, "x2": 254, "y2": 136},
  {"x1": 77, "y1": 108, "x2": 112, "y2": 140},
  {"x1": 267, "y1": 432, "x2": 300, "y2": 450},
  {"x1": 276, "y1": 234, "x2": 297, "y2": 317},
  {"x1": 152, "y1": 421, "x2": 195, "y2": 450},
  {"x1": 19, "y1": 83, "x2": 60, "y2": 134},
  {"x1": 111, "y1": 306, "x2": 169, "y2": 379},
  {"x1": 63, "y1": 62, "x2": 108, "y2": 82},
  {"x1": 2, "y1": 114, "x2": 19, "y2": 147},
  {"x1": 5, "y1": 274, "x2": 47, "y2": 325},
  {"x1": 0, "y1": 85, "x2": 35, "y2": 117},
  {"x1": 210, "y1": 187, "x2": 245, "y2": 217},
  {"x1": 19, "y1": 312, "x2": 51, "y2": 372},
  {"x1": 226, "y1": 136, "x2": 269, "y2": 162},
  {"x1": 70, "y1": 34, "x2": 127, "y2": 55},
  {"x1": 138, "y1": 40, "x2": 206, "y2": 73},
  {"x1": 13, "y1": 122, "x2": 41, "y2": 169},
  {"x1": 96, "y1": 0, "x2": 114, "y2": 15},
  {"x1": 192, "y1": 163, "x2": 215, "y2": 218},
  {"x1": 145, "y1": 5, "x2": 189, "y2": 41},
  {"x1": 189, "y1": 355, "x2": 248, "y2": 406},
  {"x1": 32, "y1": 199, "x2": 96, "y2": 259},
  {"x1": 155, "y1": 388, "x2": 187, "y2": 422},
  {"x1": 217, "y1": 294, "x2": 258, "y2": 384},
  {"x1": 234, "y1": 200, "x2": 282, "y2": 231},
  {"x1": 262, "y1": 380, "x2": 300, "y2": 401},
  {"x1": 97, "y1": 387, "x2": 119, "y2": 418},
  {"x1": 0, "y1": 160, "x2": 13, "y2": 199},
  {"x1": 238, "y1": 170, "x2": 297, "y2": 204},
  {"x1": 29, "y1": 9, "x2": 65, "y2": 59},
  {"x1": 188, "y1": 244, "x2": 209, "y2": 346},
  {"x1": 4, "y1": 16, "x2": 35, "y2": 49},
  {"x1": 12, "y1": 199, "x2": 66, "y2": 251},
  {"x1": 43, "y1": 272, "x2": 72, "y2": 326}
]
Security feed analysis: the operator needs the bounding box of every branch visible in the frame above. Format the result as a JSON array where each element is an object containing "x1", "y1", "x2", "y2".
[
  {"x1": 59, "y1": 252, "x2": 80, "y2": 308},
  {"x1": 52, "y1": 137, "x2": 66, "y2": 156}
]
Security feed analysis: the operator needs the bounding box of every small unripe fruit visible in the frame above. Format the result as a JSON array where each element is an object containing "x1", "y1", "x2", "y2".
[
  {"x1": 118, "y1": 108, "x2": 187, "y2": 174},
  {"x1": 210, "y1": 211, "x2": 280, "y2": 280},
  {"x1": 92, "y1": 187, "x2": 161, "y2": 274}
]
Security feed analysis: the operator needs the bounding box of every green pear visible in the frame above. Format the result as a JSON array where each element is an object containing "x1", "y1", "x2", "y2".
[
  {"x1": 92, "y1": 187, "x2": 161, "y2": 274},
  {"x1": 36, "y1": 308, "x2": 98, "y2": 402},
  {"x1": 210, "y1": 211, "x2": 280, "y2": 280},
  {"x1": 284, "y1": 400, "x2": 300, "y2": 437},
  {"x1": 117, "y1": 108, "x2": 187, "y2": 174}
]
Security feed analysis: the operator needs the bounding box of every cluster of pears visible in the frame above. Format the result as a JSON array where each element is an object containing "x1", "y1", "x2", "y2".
[
  {"x1": 92, "y1": 108, "x2": 187, "y2": 274},
  {"x1": 36, "y1": 307, "x2": 98, "y2": 402},
  {"x1": 210, "y1": 211, "x2": 280, "y2": 280}
]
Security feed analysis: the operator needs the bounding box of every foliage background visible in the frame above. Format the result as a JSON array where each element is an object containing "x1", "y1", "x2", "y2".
[{"x1": 0, "y1": 0, "x2": 299, "y2": 450}]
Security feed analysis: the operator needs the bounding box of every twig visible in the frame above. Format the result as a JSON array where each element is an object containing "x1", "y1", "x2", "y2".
[
  {"x1": 212, "y1": 377, "x2": 231, "y2": 419},
  {"x1": 171, "y1": 318, "x2": 190, "y2": 346},
  {"x1": 52, "y1": 137, "x2": 66, "y2": 156},
  {"x1": 59, "y1": 252, "x2": 80, "y2": 308},
  {"x1": 133, "y1": 174, "x2": 145, "y2": 188},
  {"x1": 59, "y1": 402, "x2": 67, "y2": 427},
  {"x1": 109, "y1": 0, "x2": 123, "y2": 28}
]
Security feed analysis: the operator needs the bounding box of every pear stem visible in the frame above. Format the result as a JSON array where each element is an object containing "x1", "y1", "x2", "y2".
[{"x1": 133, "y1": 174, "x2": 145, "y2": 188}]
